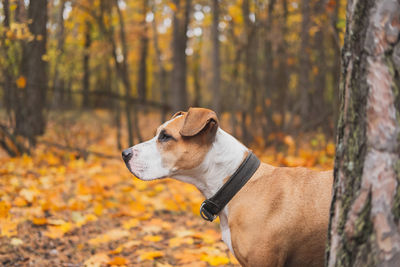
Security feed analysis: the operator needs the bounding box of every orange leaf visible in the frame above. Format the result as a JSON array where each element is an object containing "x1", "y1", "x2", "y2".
[
  {"x1": 32, "y1": 217, "x2": 47, "y2": 225},
  {"x1": 16, "y1": 76, "x2": 26, "y2": 88},
  {"x1": 107, "y1": 256, "x2": 128, "y2": 266}
]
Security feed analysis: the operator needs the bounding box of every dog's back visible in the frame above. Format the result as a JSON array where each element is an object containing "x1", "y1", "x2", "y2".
[{"x1": 227, "y1": 164, "x2": 333, "y2": 267}]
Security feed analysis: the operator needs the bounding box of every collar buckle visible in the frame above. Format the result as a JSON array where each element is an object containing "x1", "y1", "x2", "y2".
[{"x1": 200, "y1": 202, "x2": 217, "y2": 222}]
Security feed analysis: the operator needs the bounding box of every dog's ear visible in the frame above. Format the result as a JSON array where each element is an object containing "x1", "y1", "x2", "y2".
[
  {"x1": 171, "y1": 111, "x2": 185, "y2": 119},
  {"x1": 180, "y1": 107, "x2": 219, "y2": 138}
]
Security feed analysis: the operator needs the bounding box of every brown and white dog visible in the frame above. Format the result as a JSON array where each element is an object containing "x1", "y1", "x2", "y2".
[{"x1": 122, "y1": 107, "x2": 333, "y2": 267}]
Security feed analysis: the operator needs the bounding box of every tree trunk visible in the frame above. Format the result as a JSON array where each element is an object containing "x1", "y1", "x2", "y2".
[
  {"x1": 299, "y1": 0, "x2": 311, "y2": 123},
  {"x1": 276, "y1": 0, "x2": 288, "y2": 132},
  {"x1": 192, "y1": 47, "x2": 201, "y2": 107},
  {"x1": 16, "y1": 0, "x2": 47, "y2": 144},
  {"x1": 151, "y1": 2, "x2": 168, "y2": 122},
  {"x1": 52, "y1": 0, "x2": 66, "y2": 109},
  {"x1": 1, "y1": 0, "x2": 12, "y2": 117},
  {"x1": 331, "y1": 0, "x2": 341, "y2": 137},
  {"x1": 211, "y1": 0, "x2": 221, "y2": 114},
  {"x1": 327, "y1": 0, "x2": 400, "y2": 266},
  {"x1": 137, "y1": 0, "x2": 149, "y2": 102},
  {"x1": 3, "y1": 0, "x2": 9, "y2": 27},
  {"x1": 262, "y1": 0, "x2": 277, "y2": 138},
  {"x1": 309, "y1": 0, "x2": 328, "y2": 131},
  {"x1": 171, "y1": 0, "x2": 191, "y2": 112},
  {"x1": 82, "y1": 20, "x2": 91, "y2": 108}
]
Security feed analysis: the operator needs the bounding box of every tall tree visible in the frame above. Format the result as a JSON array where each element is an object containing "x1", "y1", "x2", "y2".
[
  {"x1": 52, "y1": 0, "x2": 66, "y2": 108},
  {"x1": 16, "y1": 0, "x2": 48, "y2": 144},
  {"x1": 137, "y1": 0, "x2": 149, "y2": 102},
  {"x1": 151, "y1": 0, "x2": 168, "y2": 122},
  {"x1": 327, "y1": 0, "x2": 400, "y2": 266},
  {"x1": 171, "y1": 0, "x2": 191, "y2": 112},
  {"x1": 211, "y1": 0, "x2": 221, "y2": 114},
  {"x1": 299, "y1": 0, "x2": 311, "y2": 123},
  {"x1": 82, "y1": 20, "x2": 92, "y2": 108}
]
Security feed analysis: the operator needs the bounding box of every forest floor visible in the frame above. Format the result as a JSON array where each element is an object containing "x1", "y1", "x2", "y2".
[{"x1": 0, "y1": 110, "x2": 335, "y2": 266}]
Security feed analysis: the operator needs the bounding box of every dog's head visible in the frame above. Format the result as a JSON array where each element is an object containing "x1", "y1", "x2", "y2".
[{"x1": 122, "y1": 107, "x2": 219, "y2": 181}]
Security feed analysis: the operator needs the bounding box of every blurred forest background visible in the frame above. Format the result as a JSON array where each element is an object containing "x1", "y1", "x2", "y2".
[
  {"x1": 0, "y1": 0, "x2": 344, "y2": 266},
  {"x1": 0, "y1": 0, "x2": 345, "y2": 154}
]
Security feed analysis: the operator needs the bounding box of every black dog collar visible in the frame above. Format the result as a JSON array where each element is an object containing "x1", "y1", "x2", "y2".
[{"x1": 200, "y1": 151, "x2": 261, "y2": 222}]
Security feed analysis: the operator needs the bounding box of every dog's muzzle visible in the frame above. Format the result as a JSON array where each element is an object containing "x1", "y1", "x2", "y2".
[{"x1": 122, "y1": 148, "x2": 133, "y2": 162}]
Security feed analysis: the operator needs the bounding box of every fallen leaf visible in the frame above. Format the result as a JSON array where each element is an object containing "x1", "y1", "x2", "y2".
[
  {"x1": 84, "y1": 252, "x2": 110, "y2": 267},
  {"x1": 107, "y1": 256, "x2": 128, "y2": 265},
  {"x1": 32, "y1": 217, "x2": 47, "y2": 225},
  {"x1": 139, "y1": 251, "x2": 164, "y2": 261}
]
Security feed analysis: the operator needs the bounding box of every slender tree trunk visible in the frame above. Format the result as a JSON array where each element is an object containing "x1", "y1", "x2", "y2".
[
  {"x1": 82, "y1": 20, "x2": 91, "y2": 108},
  {"x1": 299, "y1": 0, "x2": 311, "y2": 123},
  {"x1": 114, "y1": 0, "x2": 142, "y2": 143},
  {"x1": 1, "y1": 0, "x2": 12, "y2": 117},
  {"x1": 151, "y1": 2, "x2": 168, "y2": 122},
  {"x1": 171, "y1": 0, "x2": 191, "y2": 112},
  {"x1": 3, "y1": 0, "x2": 9, "y2": 26},
  {"x1": 137, "y1": 0, "x2": 149, "y2": 102},
  {"x1": 14, "y1": 0, "x2": 26, "y2": 23},
  {"x1": 241, "y1": 0, "x2": 255, "y2": 144},
  {"x1": 262, "y1": 0, "x2": 276, "y2": 138},
  {"x1": 192, "y1": 47, "x2": 201, "y2": 107},
  {"x1": 16, "y1": 0, "x2": 48, "y2": 144},
  {"x1": 310, "y1": 0, "x2": 327, "y2": 131},
  {"x1": 211, "y1": 0, "x2": 221, "y2": 114},
  {"x1": 276, "y1": 0, "x2": 289, "y2": 132},
  {"x1": 52, "y1": 0, "x2": 66, "y2": 109},
  {"x1": 327, "y1": 0, "x2": 400, "y2": 266},
  {"x1": 331, "y1": 0, "x2": 341, "y2": 137}
]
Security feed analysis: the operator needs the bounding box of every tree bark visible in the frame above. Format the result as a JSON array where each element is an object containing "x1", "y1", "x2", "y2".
[
  {"x1": 151, "y1": 2, "x2": 168, "y2": 122},
  {"x1": 171, "y1": 0, "x2": 191, "y2": 112},
  {"x1": 327, "y1": 0, "x2": 400, "y2": 266},
  {"x1": 16, "y1": 0, "x2": 48, "y2": 144},
  {"x1": 299, "y1": 0, "x2": 311, "y2": 123},
  {"x1": 137, "y1": 0, "x2": 149, "y2": 102},
  {"x1": 82, "y1": 20, "x2": 91, "y2": 108},
  {"x1": 52, "y1": 0, "x2": 66, "y2": 108},
  {"x1": 262, "y1": 0, "x2": 277, "y2": 138},
  {"x1": 211, "y1": 0, "x2": 221, "y2": 114}
]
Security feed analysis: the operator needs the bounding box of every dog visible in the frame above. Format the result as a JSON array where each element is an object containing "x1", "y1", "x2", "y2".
[{"x1": 122, "y1": 107, "x2": 333, "y2": 267}]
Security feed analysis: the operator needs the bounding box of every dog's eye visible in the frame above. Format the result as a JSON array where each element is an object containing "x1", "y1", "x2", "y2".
[{"x1": 158, "y1": 131, "x2": 173, "y2": 142}]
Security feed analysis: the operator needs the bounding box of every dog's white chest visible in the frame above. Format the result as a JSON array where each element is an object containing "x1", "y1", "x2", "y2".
[{"x1": 219, "y1": 209, "x2": 234, "y2": 255}]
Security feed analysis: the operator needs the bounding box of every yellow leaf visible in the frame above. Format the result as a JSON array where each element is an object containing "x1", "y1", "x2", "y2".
[
  {"x1": 143, "y1": 235, "x2": 163, "y2": 242},
  {"x1": 168, "y1": 236, "x2": 193, "y2": 247},
  {"x1": 326, "y1": 143, "x2": 335, "y2": 156},
  {"x1": 122, "y1": 218, "x2": 139, "y2": 229},
  {"x1": 88, "y1": 229, "x2": 130, "y2": 245},
  {"x1": 16, "y1": 76, "x2": 26, "y2": 89},
  {"x1": 168, "y1": 3, "x2": 177, "y2": 12},
  {"x1": 13, "y1": 196, "x2": 27, "y2": 207},
  {"x1": 94, "y1": 203, "x2": 103, "y2": 216},
  {"x1": 200, "y1": 254, "x2": 230, "y2": 266},
  {"x1": 109, "y1": 245, "x2": 123, "y2": 255},
  {"x1": 0, "y1": 219, "x2": 17, "y2": 237},
  {"x1": 107, "y1": 256, "x2": 128, "y2": 265},
  {"x1": 139, "y1": 251, "x2": 164, "y2": 261},
  {"x1": 0, "y1": 201, "x2": 11, "y2": 218}
]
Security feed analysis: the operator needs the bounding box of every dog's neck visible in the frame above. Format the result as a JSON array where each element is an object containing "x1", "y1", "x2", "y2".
[{"x1": 174, "y1": 128, "x2": 248, "y2": 199}]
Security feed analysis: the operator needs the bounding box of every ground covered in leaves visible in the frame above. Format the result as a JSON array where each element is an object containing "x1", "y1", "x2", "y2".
[{"x1": 0, "y1": 111, "x2": 334, "y2": 266}]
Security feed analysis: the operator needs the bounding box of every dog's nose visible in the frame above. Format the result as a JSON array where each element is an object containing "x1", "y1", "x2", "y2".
[{"x1": 122, "y1": 148, "x2": 133, "y2": 161}]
